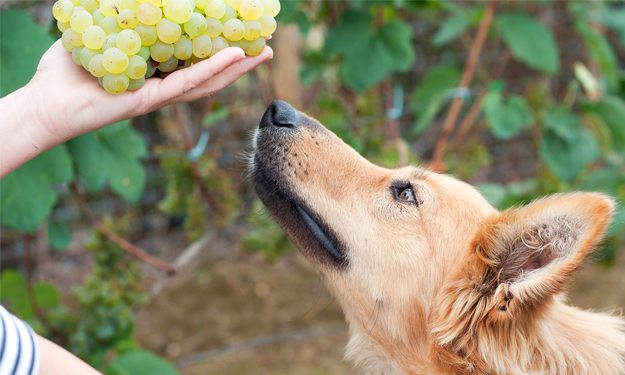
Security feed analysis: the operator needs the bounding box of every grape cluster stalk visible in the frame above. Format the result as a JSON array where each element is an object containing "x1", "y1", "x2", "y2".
[{"x1": 53, "y1": 0, "x2": 280, "y2": 94}]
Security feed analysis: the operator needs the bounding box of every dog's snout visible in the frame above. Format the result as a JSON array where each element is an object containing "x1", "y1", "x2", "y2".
[{"x1": 260, "y1": 100, "x2": 298, "y2": 129}]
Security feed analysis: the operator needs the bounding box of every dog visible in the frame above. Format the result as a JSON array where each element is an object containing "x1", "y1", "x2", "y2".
[{"x1": 249, "y1": 100, "x2": 625, "y2": 375}]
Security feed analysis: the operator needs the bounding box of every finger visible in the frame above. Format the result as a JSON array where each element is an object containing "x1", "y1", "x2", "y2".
[{"x1": 170, "y1": 46, "x2": 273, "y2": 104}]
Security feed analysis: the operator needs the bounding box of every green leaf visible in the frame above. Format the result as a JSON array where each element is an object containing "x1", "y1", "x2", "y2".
[
  {"x1": 66, "y1": 120, "x2": 147, "y2": 203},
  {"x1": 543, "y1": 106, "x2": 583, "y2": 144},
  {"x1": 433, "y1": 13, "x2": 471, "y2": 47},
  {"x1": 105, "y1": 351, "x2": 179, "y2": 375},
  {"x1": 483, "y1": 91, "x2": 533, "y2": 140},
  {"x1": 574, "y1": 22, "x2": 618, "y2": 92},
  {"x1": 410, "y1": 66, "x2": 461, "y2": 135},
  {"x1": 275, "y1": 0, "x2": 310, "y2": 35},
  {"x1": 0, "y1": 11, "x2": 55, "y2": 97},
  {"x1": 376, "y1": 19, "x2": 415, "y2": 72},
  {"x1": 0, "y1": 270, "x2": 33, "y2": 320},
  {"x1": 48, "y1": 222, "x2": 72, "y2": 251},
  {"x1": 497, "y1": 13, "x2": 559, "y2": 74},
  {"x1": 324, "y1": 10, "x2": 373, "y2": 59},
  {"x1": 202, "y1": 107, "x2": 229, "y2": 128},
  {"x1": 475, "y1": 182, "x2": 506, "y2": 208},
  {"x1": 0, "y1": 145, "x2": 73, "y2": 232},
  {"x1": 582, "y1": 96, "x2": 625, "y2": 150},
  {"x1": 300, "y1": 51, "x2": 327, "y2": 87},
  {"x1": 33, "y1": 282, "x2": 61, "y2": 309},
  {"x1": 540, "y1": 129, "x2": 599, "y2": 181}
]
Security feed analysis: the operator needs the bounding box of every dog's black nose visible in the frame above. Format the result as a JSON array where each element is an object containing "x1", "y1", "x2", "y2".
[{"x1": 260, "y1": 100, "x2": 298, "y2": 129}]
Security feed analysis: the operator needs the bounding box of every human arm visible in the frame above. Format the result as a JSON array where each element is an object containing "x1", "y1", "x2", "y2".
[{"x1": 37, "y1": 335, "x2": 102, "y2": 375}]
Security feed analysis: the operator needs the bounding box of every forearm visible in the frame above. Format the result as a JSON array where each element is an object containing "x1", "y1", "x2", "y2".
[{"x1": 37, "y1": 335, "x2": 102, "y2": 375}]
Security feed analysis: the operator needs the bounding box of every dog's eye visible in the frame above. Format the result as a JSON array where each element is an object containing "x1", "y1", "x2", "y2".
[
  {"x1": 399, "y1": 188, "x2": 414, "y2": 202},
  {"x1": 392, "y1": 184, "x2": 418, "y2": 204}
]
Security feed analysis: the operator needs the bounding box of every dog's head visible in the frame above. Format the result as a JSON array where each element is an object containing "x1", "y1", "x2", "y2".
[{"x1": 250, "y1": 101, "x2": 615, "y2": 374}]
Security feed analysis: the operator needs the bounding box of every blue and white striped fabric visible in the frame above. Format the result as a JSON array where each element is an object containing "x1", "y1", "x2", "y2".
[{"x1": 0, "y1": 305, "x2": 40, "y2": 375}]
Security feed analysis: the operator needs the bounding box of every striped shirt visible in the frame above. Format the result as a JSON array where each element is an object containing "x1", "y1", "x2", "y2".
[{"x1": 0, "y1": 305, "x2": 40, "y2": 375}]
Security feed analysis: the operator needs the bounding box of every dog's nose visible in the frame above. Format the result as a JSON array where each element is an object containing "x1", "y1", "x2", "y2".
[{"x1": 260, "y1": 100, "x2": 298, "y2": 129}]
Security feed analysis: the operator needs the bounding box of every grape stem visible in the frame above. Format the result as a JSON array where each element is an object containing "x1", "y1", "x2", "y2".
[{"x1": 70, "y1": 182, "x2": 177, "y2": 274}]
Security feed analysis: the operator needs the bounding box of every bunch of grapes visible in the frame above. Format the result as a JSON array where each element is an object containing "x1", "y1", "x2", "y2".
[{"x1": 52, "y1": 0, "x2": 280, "y2": 94}]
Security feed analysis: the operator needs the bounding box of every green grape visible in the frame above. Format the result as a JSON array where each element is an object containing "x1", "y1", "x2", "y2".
[
  {"x1": 258, "y1": 14, "x2": 275, "y2": 36},
  {"x1": 89, "y1": 54, "x2": 107, "y2": 77},
  {"x1": 239, "y1": 0, "x2": 262, "y2": 20},
  {"x1": 189, "y1": 0, "x2": 196, "y2": 9},
  {"x1": 100, "y1": 0, "x2": 122, "y2": 17},
  {"x1": 92, "y1": 9, "x2": 105, "y2": 25},
  {"x1": 116, "y1": 29, "x2": 142, "y2": 55},
  {"x1": 99, "y1": 16, "x2": 122, "y2": 34},
  {"x1": 80, "y1": 47, "x2": 102, "y2": 69},
  {"x1": 72, "y1": 46, "x2": 84, "y2": 65},
  {"x1": 103, "y1": 72, "x2": 129, "y2": 94},
  {"x1": 227, "y1": 39, "x2": 240, "y2": 48},
  {"x1": 53, "y1": 0, "x2": 74, "y2": 22},
  {"x1": 204, "y1": 17, "x2": 222, "y2": 38},
  {"x1": 128, "y1": 76, "x2": 145, "y2": 91},
  {"x1": 102, "y1": 47, "x2": 129, "y2": 73},
  {"x1": 61, "y1": 29, "x2": 76, "y2": 51},
  {"x1": 126, "y1": 55, "x2": 147, "y2": 78},
  {"x1": 82, "y1": 0, "x2": 99, "y2": 12},
  {"x1": 70, "y1": 10, "x2": 94, "y2": 33},
  {"x1": 103, "y1": 33, "x2": 118, "y2": 51},
  {"x1": 242, "y1": 19, "x2": 260, "y2": 41},
  {"x1": 192, "y1": 34, "x2": 212, "y2": 57},
  {"x1": 135, "y1": 23, "x2": 157, "y2": 45},
  {"x1": 245, "y1": 35, "x2": 264, "y2": 55},
  {"x1": 218, "y1": 4, "x2": 235, "y2": 23},
  {"x1": 70, "y1": 29, "x2": 84, "y2": 46},
  {"x1": 239, "y1": 38, "x2": 249, "y2": 50},
  {"x1": 57, "y1": 20, "x2": 71, "y2": 32},
  {"x1": 163, "y1": 0, "x2": 193, "y2": 23},
  {"x1": 120, "y1": 0, "x2": 141, "y2": 10},
  {"x1": 156, "y1": 18, "x2": 181, "y2": 44},
  {"x1": 173, "y1": 35, "x2": 193, "y2": 60},
  {"x1": 195, "y1": 0, "x2": 210, "y2": 10},
  {"x1": 191, "y1": 54, "x2": 206, "y2": 64},
  {"x1": 117, "y1": 9, "x2": 139, "y2": 29},
  {"x1": 204, "y1": 0, "x2": 226, "y2": 19},
  {"x1": 158, "y1": 55, "x2": 178, "y2": 72},
  {"x1": 210, "y1": 35, "x2": 228, "y2": 55},
  {"x1": 146, "y1": 62, "x2": 157, "y2": 77},
  {"x1": 150, "y1": 40, "x2": 174, "y2": 62},
  {"x1": 71, "y1": 6, "x2": 87, "y2": 14},
  {"x1": 184, "y1": 12, "x2": 207, "y2": 38},
  {"x1": 68, "y1": 0, "x2": 80, "y2": 6},
  {"x1": 145, "y1": 0, "x2": 169, "y2": 6},
  {"x1": 222, "y1": 18, "x2": 244, "y2": 41},
  {"x1": 259, "y1": 0, "x2": 278, "y2": 17},
  {"x1": 177, "y1": 59, "x2": 192, "y2": 69},
  {"x1": 82, "y1": 25, "x2": 107, "y2": 49},
  {"x1": 136, "y1": 3, "x2": 161, "y2": 25},
  {"x1": 137, "y1": 45, "x2": 151, "y2": 60},
  {"x1": 224, "y1": 0, "x2": 243, "y2": 10}
]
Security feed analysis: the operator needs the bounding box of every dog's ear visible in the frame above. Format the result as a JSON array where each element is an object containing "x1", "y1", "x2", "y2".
[{"x1": 468, "y1": 193, "x2": 614, "y2": 313}]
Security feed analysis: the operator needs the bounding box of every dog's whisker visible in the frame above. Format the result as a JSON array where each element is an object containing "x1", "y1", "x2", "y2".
[{"x1": 301, "y1": 276, "x2": 324, "y2": 319}]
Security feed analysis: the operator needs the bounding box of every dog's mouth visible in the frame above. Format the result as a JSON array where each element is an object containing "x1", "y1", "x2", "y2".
[{"x1": 295, "y1": 204, "x2": 344, "y2": 261}]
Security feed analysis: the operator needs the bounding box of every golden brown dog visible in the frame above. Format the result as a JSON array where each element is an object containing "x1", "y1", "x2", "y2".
[{"x1": 250, "y1": 100, "x2": 625, "y2": 375}]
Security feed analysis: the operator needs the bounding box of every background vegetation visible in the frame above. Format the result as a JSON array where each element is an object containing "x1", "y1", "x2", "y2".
[{"x1": 1, "y1": 0, "x2": 625, "y2": 373}]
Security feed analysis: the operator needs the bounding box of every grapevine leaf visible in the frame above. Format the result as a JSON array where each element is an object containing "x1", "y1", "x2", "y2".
[
  {"x1": 300, "y1": 51, "x2": 327, "y2": 87},
  {"x1": 0, "y1": 10, "x2": 55, "y2": 97},
  {"x1": 66, "y1": 120, "x2": 147, "y2": 204},
  {"x1": 33, "y1": 283, "x2": 61, "y2": 309},
  {"x1": 48, "y1": 222, "x2": 72, "y2": 251},
  {"x1": 540, "y1": 129, "x2": 599, "y2": 181},
  {"x1": 483, "y1": 91, "x2": 533, "y2": 140},
  {"x1": 410, "y1": 66, "x2": 461, "y2": 135},
  {"x1": 497, "y1": 13, "x2": 559, "y2": 74},
  {"x1": 0, "y1": 145, "x2": 73, "y2": 232},
  {"x1": 105, "y1": 351, "x2": 179, "y2": 375},
  {"x1": 543, "y1": 106, "x2": 583, "y2": 144},
  {"x1": 274, "y1": 0, "x2": 310, "y2": 35},
  {"x1": 0, "y1": 270, "x2": 33, "y2": 320},
  {"x1": 575, "y1": 23, "x2": 618, "y2": 92},
  {"x1": 376, "y1": 19, "x2": 415, "y2": 72},
  {"x1": 582, "y1": 96, "x2": 625, "y2": 150},
  {"x1": 338, "y1": 38, "x2": 391, "y2": 92},
  {"x1": 324, "y1": 10, "x2": 373, "y2": 59},
  {"x1": 433, "y1": 13, "x2": 471, "y2": 47}
]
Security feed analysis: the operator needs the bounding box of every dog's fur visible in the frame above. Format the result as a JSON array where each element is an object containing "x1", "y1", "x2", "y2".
[{"x1": 250, "y1": 101, "x2": 625, "y2": 375}]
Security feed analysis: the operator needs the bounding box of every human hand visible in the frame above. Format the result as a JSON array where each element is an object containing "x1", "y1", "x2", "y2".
[{"x1": 26, "y1": 39, "x2": 272, "y2": 149}]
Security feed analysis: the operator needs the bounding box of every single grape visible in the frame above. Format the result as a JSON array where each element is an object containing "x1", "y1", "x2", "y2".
[
  {"x1": 99, "y1": 16, "x2": 122, "y2": 34},
  {"x1": 57, "y1": 20, "x2": 71, "y2": 32},
  {"x1": 102, "y1": 47, "x2": 129, "y2": 74},
  {"x1": 137, "y1": 45, "x2": 151, "y2": 60},
  {"x1": 189, "y1": 0, "x2": 196, "y2": 9},
  {"x1": 210, "y1": 36, "x2": 228, "y2": 55},
  {"x1": 184, "y1": 12, "x2": 207, "y2": 38},
  {"x1": 126, "y1": 55, "x2": 148, "y2": 79},
  {"x1": 146, "y1": 62, "x2": 157, "y2": 77},
  {"x1": 204, "y1": 17, "x2": 222, "y2": 37},
  {"x1": 227, "y1": 40, "x2": 240, "y2": 48},
  {"x1": 259, "y1": 0, "x2": 278, "y2": 17},
  {"x1": 53, "y1": 0, "x2": 74, "y2": 22},
  {"x1": 120, "y1": 0, "x2": 141, "y2": 10},
  {"x1": 204, "y1": 0, "x2": 226, "y2": 19},
  {"x1": 72, "y1": 46, "x2": 84, "y2": 65},
  {"x1": 68, "y1": 0, "x2": 80, "y2": 6},
  {"x1": 100, "y1": 0, "x2": 123, "y2": 17},
  {"x1": 150, "y1": 40, "x2": 174, "y2": 62},
  {"x1": 71, "y1": 10, "x2": 94, "y2": 33},
  {"x1": 173, "y1": 35, "x2": 193, "y2": 60},
  {"x1": 156, "y1": 18, "x2": 181, "y2": 44},
  {"x1": 136, "y1": 3, "x2": 161, "y2": 25},
  {"x1": 192, "y1": 34, "x2": 212, "y2": 57},
  {"x1": 163, "y1": 0, "x2": 193, "y2": 23},
  {"x1": 92, "y1": 9, "x2": 105, "y2": 25},
  {"x1": 224, "y1": 0, "x2": 243, "y2": 10},
  {"x1": 71, "y1": 6, "x2": 88, "y2": 14},
  {"x1": 69, "y1": 29, "x2": 84, "y2": 46},
  {"x1": 242, "y1": 20, "x2": 260, "y2": 41},
  {"x1": 135, "y1": 23, "x2": 157, "y2": 45},
  {"x1": 258, "y1": 14, "x2": 275, "y2": 36},
  {"x1": 158, "y1": 55, "x2": 178, "y2": 72},
  {"x1": 82, "y1": 0, "x2": 99, "y2": 12},
  {"x1": 80, "y1": 47, "x2": 103, "y2": 70},
  {"x1": 116, "y1": 29, "x2": 142, "y2": 55},
  {"x1": 239, "y1": 0, "x2": 263, "y2": 20},
  {"x1": 61, "y1": 29, "x2": 76, "y2": 52},
  {"x1": 218, "y1": 4, "x2": 236, "y2": 23},
  {"x1": 103, "y1": 72, "x2": 130, "y2": 94},
  {"x1": 103, "y1": 33, "x2": 118, "y2": 51},
  {"x1": 195, "y1": 0, "x2": 210, "y2": 10},
  {"x1": 82, "y1": 25, "x2": 107, "y2": 49},
  {"x1": 239, "y1": 38, "x2": 250, "y2": 50},
  {"x1": 145, "y1": 0, "x2": 169, "y2": 6},
  {"x1": 223, "y1": 19, "x2": 244, "y2": 41},
  {"x1": 128, "y1": 76, "x2": 145, "y2": 91},
  {"x1": 89, "y1": 54, "x2": 108, "y2": 77},
  {"x1": 190, "y1": 54, "x2": 206, "y2": 64},
  {"x1": 117, "y1": 9, "x2": 139, "y2": 29},
  {"x1": 245, "y1": 36, "x2": 265, "y2": 55}
]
